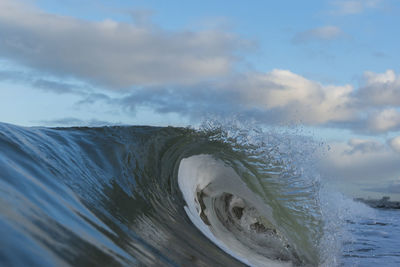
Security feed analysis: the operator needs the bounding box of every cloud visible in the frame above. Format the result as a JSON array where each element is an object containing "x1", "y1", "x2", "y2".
[
  {"x1": 5, "y1": 56, "x2": 399, "y2": 135},
  {"x1": 347, "y1": 69, "x2": 400, "y2": 133},
  {"x1": 0, "y1": 68, "x2": 89, "y2": 95},
  {"x1": 345, "y1": 138, "x2": 385, "y2": 154},
  {"x1": 389, "y1": 136, "x2": 400, "y2": 153},
  {"x1": 1, "y1": 0, "x2": 400, "y2": 136},
  {"x1": 115, "y1": 84, "x2": 244, "y2": 121},
  {"x1": 32, "y1": 79, "x2": 82, "y2": 95},
  {"x1": 76, "y1": 93, "x2": 112, "y2": 105},
  {"x1": 113, "y1": 70, "x2": 357, "y2": 126},
  {"x1": 88, "y1": 68, "x2": 400, "y2": 135},
  {"x1": 128, "y1": 9, "x2": 155, "y2": 26},
  {"x1": 0, "y1": 69, "x2": 30, "y2": 82},
  {"x1": 364, "y1": 69, "x2": 396, "y2": 84},
  {"x1": 365, "y1": 180, "x2": 400, "y2": 194},
  {"x1": 330, "y1": 0, "x2": 383, "y2": 15},
  {"x1": 292, "y1": 26, "x2": 345, "y2": 44},
  {"x1": 319, "y1": 138, "x2": 400, "y2": 199},
  {"x1": 356, "y1": 70, "x2": 400, "y2": 107},
  {"x1": 367, "y1": 108, "x2": 400, "y2": 133},
  {"x1": 319, "y1": 139, "x2": 400, "y2": 183},
  {"x1": 0, "y1": 0, "x2": 246, "y2": 89},
  {"x1": 228, "y1": 70, "x2": 356, "y2": 124}
]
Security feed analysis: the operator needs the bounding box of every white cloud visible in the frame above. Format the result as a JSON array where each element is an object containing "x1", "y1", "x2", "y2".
[
  {"x1": 367, "y1": 108, "x2": 400, "y2": 133},
  {"x1": 389, "y1": 136, "x2": 400, "y2": 153},
  {"x1": 364, "y1": 69, "x2": 396, "y2": 85},
  {"x1": 331, "y1": 0, "x2": 383, "y2": 15},
  {"x1": 0, "y1": 0, "x2": 245, "y2": 89},
  {"x1": 230, "y1": 70, "x2": 355, "y2": 124},
  {"x1": 292, "y1": 26, "x2": 345, "y2": 44}
]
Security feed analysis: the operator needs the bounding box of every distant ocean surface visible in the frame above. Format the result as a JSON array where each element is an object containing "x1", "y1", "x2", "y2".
[
  {"x1": 342, "y1": 208, "x2": 400, "y2": 266},
  {"x1": 0, "y1": 122, "x2": 399, "y2": 266}
]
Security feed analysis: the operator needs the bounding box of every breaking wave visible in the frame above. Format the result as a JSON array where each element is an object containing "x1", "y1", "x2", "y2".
[{"x1": 0, "y1": 121, "x2": 340, "y2": 266}]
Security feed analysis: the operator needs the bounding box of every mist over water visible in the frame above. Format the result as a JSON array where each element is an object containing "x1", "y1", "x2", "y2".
[{"x1": 0, "y1": 121, "x2": 399, "y2": 266}]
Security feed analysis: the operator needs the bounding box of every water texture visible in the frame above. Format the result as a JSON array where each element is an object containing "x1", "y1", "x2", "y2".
[{"x1": 0, "y1": 122, "x2": 398, "y2": 266}]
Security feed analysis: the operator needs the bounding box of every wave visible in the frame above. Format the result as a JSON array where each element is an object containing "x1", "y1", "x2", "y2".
[{"x1": 0, "y1": 122, "x2": 334, "y2": 266}]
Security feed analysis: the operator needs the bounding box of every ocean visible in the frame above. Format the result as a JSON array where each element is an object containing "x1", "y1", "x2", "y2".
[{"x1": 0, "y1": 122, "x2": 399, "y2": 266}]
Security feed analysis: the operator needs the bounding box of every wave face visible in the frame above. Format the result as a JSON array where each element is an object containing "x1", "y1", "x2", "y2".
[{"x1": 0, "y1": 122, "x2": 328, "y2": 266}]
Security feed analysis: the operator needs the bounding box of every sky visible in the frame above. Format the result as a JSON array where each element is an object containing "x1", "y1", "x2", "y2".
[{"x1": 0, "y1": 0, "x2": 400, "y2": 199}]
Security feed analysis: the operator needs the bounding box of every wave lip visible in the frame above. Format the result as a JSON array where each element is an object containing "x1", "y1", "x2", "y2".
[{"x1": 178, "y1": 154, "x2": 302, "y2": 267}]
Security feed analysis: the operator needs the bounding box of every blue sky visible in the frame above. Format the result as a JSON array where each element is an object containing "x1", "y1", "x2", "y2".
[{"x1": 1, "y1": 0, "x2": 400, "y2": 199}]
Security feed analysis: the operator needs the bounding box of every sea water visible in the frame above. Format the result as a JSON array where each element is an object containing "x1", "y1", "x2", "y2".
[{"x1": 0, "y1": 122, "x2": 399, "y2": 266}]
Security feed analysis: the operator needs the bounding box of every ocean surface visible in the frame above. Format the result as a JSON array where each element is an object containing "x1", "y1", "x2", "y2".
[{"x1": 0, "y1": 122, "x2": 399, "y2": 266}]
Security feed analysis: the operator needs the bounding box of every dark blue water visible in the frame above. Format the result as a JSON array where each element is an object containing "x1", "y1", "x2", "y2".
[{"x1": 342, "y1": 208, "x2": 400, "y2": 266}]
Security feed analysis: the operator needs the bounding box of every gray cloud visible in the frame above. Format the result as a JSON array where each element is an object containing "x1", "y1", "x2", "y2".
[
  {"x1": 32, "y1": 79, "x2": 81, "y2": 95},
  {"x1": 345, "y1": 138, "x2": 385, "y2": 154},
  {"x1": 109, "y1": 70, "x2": 357, "y2": 126},
  {"x1": 128, "y1": 9, "x2": 155, "y2": 26},
  {"x1": 330, "y1": 69, "x2": 400, "y2": 134},
  {"x1": 319, "y1": 140, "x2": 400, "y2": 183},
  {"x1": 0, "y1": 0, "x2": 246, "y2": 89},
  {"x1": 80, "y1": 68, "x2": 400, "y2": 135},
  {"x1": 292, "y1": 26, "x2": 345, "y2": 44},
  {"x1": 389, "y1": 136, "x2": 400, "y2": 153},
  {"x1": 325, "y1": 110, "x2": 400, "y2": 135},
  {"x1": 0, "y1": 68, "x2": 90, "y2": 95},
  {"x1": 356, "y1": 70, "x2": 400, "y2": 107},
  {"x1": 0, "y1": 69, "x2": 31, "y2": 83},
  {"x1": 115, "y1": 84, "x2": 251, "y2": 121},
  {"x1": 365, "y1": 183, "x2": 400, "y2": 194},
  {"x1": 76, "y1": 93, "x2": 112, "y2": 105},
  {"x1": 318, "y1": 137, "x2": 400, "y2": 199}
]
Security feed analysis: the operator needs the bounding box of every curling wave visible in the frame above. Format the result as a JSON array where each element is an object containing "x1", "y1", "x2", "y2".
[
  {"x1": 0, "y1": 122, "x2": 330, "y2": 266},
  {"x1": 179, "y1": 155, "x2": 301, "y2": 266}
]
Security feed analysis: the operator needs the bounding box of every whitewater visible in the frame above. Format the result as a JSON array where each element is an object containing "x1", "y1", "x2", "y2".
[{"x1": 0, "y1": 122, "x2": 399, "y2": 266}]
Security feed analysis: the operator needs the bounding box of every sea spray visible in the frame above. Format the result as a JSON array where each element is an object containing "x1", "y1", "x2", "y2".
[{"x1": 194, "y1": 119, "x2": 338, "y2": 266}]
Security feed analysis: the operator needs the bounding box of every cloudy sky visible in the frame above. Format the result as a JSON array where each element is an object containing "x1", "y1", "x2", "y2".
[{"x1": 1, "y1": 0, "x2": 400, "y2": 199}]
